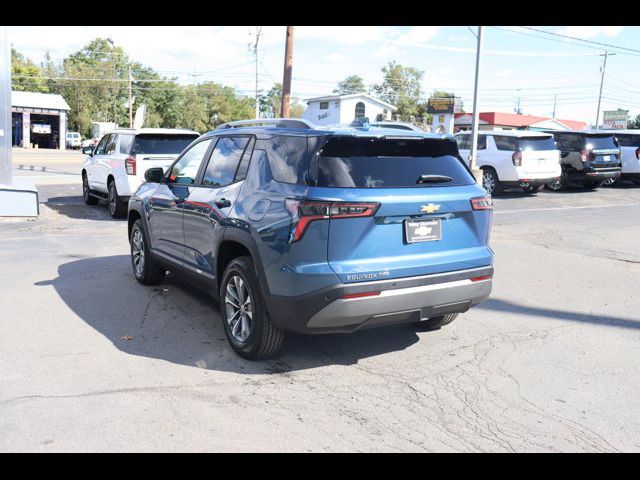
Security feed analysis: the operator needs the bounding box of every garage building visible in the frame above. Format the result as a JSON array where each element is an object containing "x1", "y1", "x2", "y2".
[{"x1": 11, "y1": 90, "x2": 70, "y2": 150}]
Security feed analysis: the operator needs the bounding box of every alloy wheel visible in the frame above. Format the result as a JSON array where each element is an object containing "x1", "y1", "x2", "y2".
[
  {"x1": 131, "y1": 228, "x2": 145, "y2": 277},
  {"x1": 225, "y1": 275, "x2": 253, "y2": 343},
  {"x1": 108, "y1": 183, "x2": 117, "y2": 215},
  {"x1": 83, "y1": 176, "x2": 90, "y2": 201},
  {"x1": 482, "y1": 171, "x2": 495, "y2": 194},
  {"x1": 602, "y1": 177, "x2": 616, "y2": 187}
]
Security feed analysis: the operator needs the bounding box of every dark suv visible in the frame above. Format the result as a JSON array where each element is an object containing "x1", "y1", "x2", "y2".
[
  {"x1": 127, "y1": 119, "x2": 494, "y2": 359},
  {"x1": 544, "y1": 130, "x2": 622, "y2": 190}
]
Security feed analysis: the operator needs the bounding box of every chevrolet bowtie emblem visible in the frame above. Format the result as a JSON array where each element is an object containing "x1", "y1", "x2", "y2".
[{"x1": 420, "y1": 204, "x2": 441, "y2": 214}]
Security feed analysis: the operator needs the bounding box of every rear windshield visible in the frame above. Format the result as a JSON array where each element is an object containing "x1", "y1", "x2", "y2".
[
  {"x1": 316, "y1": 137, "x2": 474, "y2": 188},
  {"x1": 614, "y1": 134, "x2": 640, "y2": 147},
  {"x1": 518, "y1": 136, "x2": 557, "y2": 151},
  {"x1": 132, "y1": 134, "x2": 198, "y2": 155},
  {"x1": 586, "y1": 135, "x2": 619, "y2": 150}
]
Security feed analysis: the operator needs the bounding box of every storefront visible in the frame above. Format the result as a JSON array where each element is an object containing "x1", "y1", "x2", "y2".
[{"x1": 11, "y1": 91, "x2": 70, "y2": 150}]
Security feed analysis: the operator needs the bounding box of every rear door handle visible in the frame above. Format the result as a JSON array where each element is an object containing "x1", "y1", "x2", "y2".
[{"x1": 215, "y1": 198, "x2": 232, "y2": 208}]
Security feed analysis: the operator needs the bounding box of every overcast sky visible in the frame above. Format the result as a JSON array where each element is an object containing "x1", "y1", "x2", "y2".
[{"x1": 8, "y1": 26, "x2": 640, "y2": 125}]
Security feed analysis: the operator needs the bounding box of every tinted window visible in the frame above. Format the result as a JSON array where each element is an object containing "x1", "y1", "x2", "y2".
[
  {"x1": 492, "y1": 135, "x2": 518, "y2": 151},
  {"x1": 455, "y1": 134, "x2": 470, "y2": 150},
  {"x1": 94, "y1": 134, "x2": 110, "y2": 155},
  {"x1": 260, "y1": 136, "x2": 309, "y2": 185},
  {"x1": 235, "y1": 138, "x2": 255, "y2": 182},
  {"x1": 477, "y1": 135, "x2": 486, "y2": 150},
  {"x1": 374, "y1": 124, "x2": 412, "y2": 131},
  {"x1": 168, "y1": 139, "x2": 213, "y2": 185},
  {"x1": 105, "y1": 134, "x2": 117, "y2": 155},
  {"x1": 586, "y1": 134, "x2": 619, "y2": 150},
  {"x1": 554, "y1": 133, "x2": 582, "y2": 151},
  {"x1": 317, "y1": 137, "x2": 474, "y2": 188},
  {"x1": 133, "y1": 134, "x2": 198, "y2": 155},
  {"x1": 202, "y1": 137, "x2": 250, "y2": 187},
  {"x1": 615, "y1": 134, "x2": 640, "y2": 147},
  {"x1": 119, "y1": 135, "x2": 135, "y2": 154},
  {"x1": 518, "y1": 136, "x2": 557, "y2": 151}
]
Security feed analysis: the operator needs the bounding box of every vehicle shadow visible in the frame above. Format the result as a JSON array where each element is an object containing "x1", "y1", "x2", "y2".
[
  {"x1": 44, "y1": 195, "x2": 122, "y2": 221},
  {"x1": 34, "y1": 255, "x2": 421, "y2": 374},
  {"x1": 477, "y1": 298, "x2": 640, "y2": 330}
]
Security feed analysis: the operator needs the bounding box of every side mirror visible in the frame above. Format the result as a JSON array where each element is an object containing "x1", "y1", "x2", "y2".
[
  {"x1": 145, "y1": 167, "x2": 165, "y2": 183},
  {"x1": 82, "y1": 146, "x2": 94, "y2": 155}
]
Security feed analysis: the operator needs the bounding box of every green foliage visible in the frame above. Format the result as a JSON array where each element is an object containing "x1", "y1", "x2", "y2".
[
  {"x1": 11, "y1": 48, "x2": 49, "y2": 93},
  {"x1": 333, "y1": 75, "x2": 366, "y2": 95},
  {"x1": 373, "y1": 61, "x2": 425, "y2": 119},
  {"x1": 627, "y1": 114, "x2": 640, "y2": 129},
  {"x1": 289, "y1": 103, "x2": 306, "y2": 118},
  {"x1": 259, "y1": 83, "x2": 282, "y2": 118}
]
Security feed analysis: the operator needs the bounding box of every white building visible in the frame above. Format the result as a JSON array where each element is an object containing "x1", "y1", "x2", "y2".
[
  {"x1": 11, "y1": 91, "x2": 71, "y2": 150},
  {"x1": 302, "y1": 93, "x2": 396, "y2": 126}
]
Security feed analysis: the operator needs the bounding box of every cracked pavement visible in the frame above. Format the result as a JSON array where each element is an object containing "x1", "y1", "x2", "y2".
[{"x1": 0, "y1": 183, "x2": 639, "y2": 452}]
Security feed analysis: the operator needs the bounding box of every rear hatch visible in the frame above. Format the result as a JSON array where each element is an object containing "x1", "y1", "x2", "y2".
[
  {"x1": 585, "y1": 134, "x2": 621, "y2": 169},
  {"x1": 131, "y1": 133, "x2": 199, "y2": 177},
  {"x1": 306, "y1": 135, "x2": 493, "y2": 283},
  {"x1": 517, "y1": 135, "x2": 560, "y2": 177}
]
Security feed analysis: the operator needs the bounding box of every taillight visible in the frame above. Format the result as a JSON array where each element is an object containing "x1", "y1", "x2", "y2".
[
  {"x1": 471, "y1": 195, "x2": 493, "y2": 211},
  {"x1": 125, "y1": 157, "x2": 136, "y2": 175},
  {"x1": 285, "y1": 200, "x2": 380, "y2": 242},
  {"x1": 512, "y1": 150, "x2": 522, "y2": 166},
  {"x1": 581, "y1": 148, "x2": 590, "y2": 163},
  {"x1": 635, "y1": 147, "x2": 640, "y2": 160}
]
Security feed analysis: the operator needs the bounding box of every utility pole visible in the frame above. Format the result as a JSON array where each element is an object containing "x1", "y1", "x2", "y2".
[
  {"x1": 250, "y1": 27, "x2": 263, "y2": 119},
  {"x1": 1, "y1": 26, "x2": 11, "y2": 186},
  {"x1": 281, "y1": 26, "x2": 294, "y2": 118},
  {"x1": 595, "y1": 51, "x2": 614, "y2": 129},
  {"x1": 107, "y1": 38, "x2": 117, "y2": 125},
  {"x1": 128, "y1": 65, "x2": 133, "y2": 128},
  {"x1": 552, "y1": 94, "x2": 557, "y2": 118},
  {"x1": 469, "y1": 26, "x2": 484, "y2": 184}
]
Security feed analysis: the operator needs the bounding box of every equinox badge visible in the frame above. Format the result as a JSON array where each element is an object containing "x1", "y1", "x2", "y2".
[{"x1": 420, "y1": 204, "x2": 441, "y2": 214}]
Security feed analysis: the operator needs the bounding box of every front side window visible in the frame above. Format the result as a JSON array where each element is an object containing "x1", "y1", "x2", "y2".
[
  {"x1": 168, "y1": 139, "x2": 213, "y2": 185},
  {"x1": 202, "y1": 136, "x2": 251, "y2": 187},
  {"x1": 105, "y1": 134, "x2": 117, "y2": 155},
  {"x1": 94, "y1": 134, "x2": 111, "y2": 155}
]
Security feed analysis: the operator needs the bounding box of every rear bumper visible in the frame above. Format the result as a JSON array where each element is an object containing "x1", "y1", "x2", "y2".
[
  {"x1": 502, "y1": 176, "x2": 560, "y2": 187},
  {"x1": 268, "y1": 266, "x2": 493, "y2": 334},
  {"x1": 569, "y1": 167, "x2": 621, "y2": 183}
]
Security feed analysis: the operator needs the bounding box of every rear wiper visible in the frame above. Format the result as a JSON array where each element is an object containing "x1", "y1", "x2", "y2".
[{"x1": 416, "y1": 174, "x2": 453, "y2": 184}]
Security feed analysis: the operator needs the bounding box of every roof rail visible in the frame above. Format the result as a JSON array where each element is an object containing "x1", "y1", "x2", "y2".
[{"x1": 215, "y1": 118, "x2": 315, "y2": 130}]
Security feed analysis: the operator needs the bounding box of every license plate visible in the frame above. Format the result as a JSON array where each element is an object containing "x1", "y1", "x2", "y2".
[
  {"x1": 603, "y1": 155, "x2": 611, "y2": 162},
  {"x1": 405, "y1": 219, "x2": 441, "y2": 243}
]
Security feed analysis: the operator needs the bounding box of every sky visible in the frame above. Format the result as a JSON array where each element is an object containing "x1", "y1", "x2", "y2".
[{"x1": 8, "y1": 25, "x2": 640, "y2": 126}]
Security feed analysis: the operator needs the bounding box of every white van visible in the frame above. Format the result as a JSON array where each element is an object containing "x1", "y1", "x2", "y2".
[
  {"x1": 600, "y1": 129, "x2": 640, "y2": 186},
  {"x1": 66, "y1": 132, "x2": 82, "y2": 149},
  {"x1": 455, "y1": 130, "x2": 562, "y2": 194}
]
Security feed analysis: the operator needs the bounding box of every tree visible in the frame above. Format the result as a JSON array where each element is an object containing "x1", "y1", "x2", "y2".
[
  {"x1": 333, "y1": 75, "x2": 366, "y2": 95},
  {"x1": 259, "y1": 83, "x2": 282, "y2": 118},
  {"x1": 628, "y1": 114, "x2": 640, "y2": 129},
  {"x1": 11, "y1": 48, "x2": 49, "y2": 93},
  {"x1": 373, "y1": 61, "x2": 425, "y2": 119},
  {"x1": 289, "y1": 103, "x2": 306, "y2": 118}
]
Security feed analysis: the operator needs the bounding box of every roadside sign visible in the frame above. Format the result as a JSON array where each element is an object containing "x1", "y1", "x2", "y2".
[
  {"x1": 427, "y1": 96, "x2": 463, "y2": 114},
  {"x1": 603, "y1": 110, "x2": 628, "y2": 129}
]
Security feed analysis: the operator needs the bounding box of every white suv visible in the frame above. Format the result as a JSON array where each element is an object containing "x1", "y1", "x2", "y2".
[
  {"x1": 455, "y1": 130, "x2": 562, "y2": 194},
  {"x1": 600, "y1": 130, "x2": 640, "y2": 186},
  {"x1": 82, "y1": 128, "x2": 199, "y2": 217}
]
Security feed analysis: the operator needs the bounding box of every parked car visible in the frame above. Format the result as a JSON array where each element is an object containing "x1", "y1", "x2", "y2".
[
  {"x1": 600, "y1": 129, "x2": 640, "y2": 186},
  {"x1": 66, "y1": 132, "x2": 82, "y2": 149},
  {"x1": 82, "y1": 128, "x2": 200, "y2": 218},
  {"x1": 127, "y1": 118, "x2": 494, "y2": 360},
  {"x1": 543, "y1": 130, "x2": 622, "y2": 191},
  {"x1": 455, "y1": 130, "x2": 561, "y2": 194},
  {"x1": 370, "y1": 121, "x2": 425, "y2": 132}
]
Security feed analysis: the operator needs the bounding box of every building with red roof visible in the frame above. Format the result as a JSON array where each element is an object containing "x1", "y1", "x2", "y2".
[{"x1": 454, "y1": 112, "x2": 586, "y2": 132}]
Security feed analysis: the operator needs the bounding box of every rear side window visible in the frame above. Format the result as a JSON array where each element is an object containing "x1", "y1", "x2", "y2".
[
  {"x1": 586, "y1": 135, "x2": 619, "y2": 150},
  {"x1": 119, "y1": 135, "x2": 135, "y2": 154},
  {"x1": 202, "y1": 136, "x2": 251, "y2": 187},
  {"x1": 133, "y1": 134, "x2": 198, "y2": 155},
  {"x1": 492, "y1": 135, "x2": 518, "y2": 151},
  {"x1": 615, "y1": 134, "x2": 640, "y2": 147},
  {"x1": 455, "y1": 134, "x2": 470, "y2": 150},
  {"x1": 316, "y1": 137, "x2": 474, "y2": 188},
  {"x1": 554, "y1": 133, "x2": 582, "y2": 151},
  {"x1": 258, "y1": 136, "x2": 309, "y2": 185},
  {"x1": 518, "y1": 136, "x2": 557, "y2": 151}
]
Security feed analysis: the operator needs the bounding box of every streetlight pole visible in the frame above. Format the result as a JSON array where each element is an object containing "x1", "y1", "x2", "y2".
[
  {"x1": 107, "y1": 38, "x2": 117, "y2": 125},
  {"x1": 469, "y1": 25, "x2": 484, "y2": 184},
  {"x1": 128, "y1": 65, "x2": 133, "y2": 128}
]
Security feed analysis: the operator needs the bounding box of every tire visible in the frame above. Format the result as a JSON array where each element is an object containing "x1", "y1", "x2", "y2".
[
  {"x1": 130, "y1": 219, "x2": 166, "y2": 285},
  {"x1": 583, "y1": 180, "x2": 604, "y2": 190},
  {"x1": 481, "y1": 168, "x2": 501, "y2": 195},
  {"x1": 220, "y1": 256, "x2": 285, "y2": 360},
  {"x1": 108, "y1": 179, "x2": 127, "y2": 218},
  {"x1": 601, "y1": 176, "x2": 620, "y2": 187},
  {"x1": 413, "y1": 313, "x2": 459, "y2": 331},
  {"x1": 521, "y1": 183, "x2": 542, "y2": 194},
  {"x1": 82, "y1": 173, "x2": 99, "y2": 205},
  {"x1": 545, "y1": 176, "x2": 565, "y2": 191}
]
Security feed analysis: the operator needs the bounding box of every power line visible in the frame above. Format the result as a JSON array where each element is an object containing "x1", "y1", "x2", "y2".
[{"x1": 517, "y1": 26, "x2": 640, "y2": 56}]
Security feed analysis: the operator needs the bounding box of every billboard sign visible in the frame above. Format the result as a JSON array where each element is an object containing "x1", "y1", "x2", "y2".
[
  {"x1": 603, "y1": 110, "x2": 628, "y2": 129},
  {"x1": 427, "y1": 96, "x2": 462, "y2": 114}
]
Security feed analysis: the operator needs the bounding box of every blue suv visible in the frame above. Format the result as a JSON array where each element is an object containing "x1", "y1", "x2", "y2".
[{"x1": 127, "y1": 118, "x2": 494, "y2": 359}]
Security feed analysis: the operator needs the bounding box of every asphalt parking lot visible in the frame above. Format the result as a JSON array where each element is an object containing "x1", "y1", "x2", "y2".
[{"x1": 1, "y1": 150, "x2": 639, "y2": 452}]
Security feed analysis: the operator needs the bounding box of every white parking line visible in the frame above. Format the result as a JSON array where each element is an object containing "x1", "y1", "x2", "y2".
[{"x1": 495, "y1": 203, "x2": 640, "y2": 214}]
